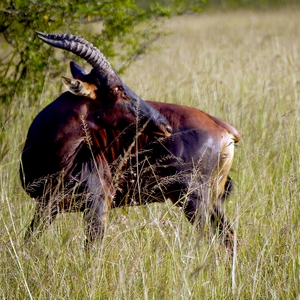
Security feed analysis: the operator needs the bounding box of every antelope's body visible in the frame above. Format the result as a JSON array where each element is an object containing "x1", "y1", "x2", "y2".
[{"x1": 21, "y1": 32, "x2": 240, "y2": 251}]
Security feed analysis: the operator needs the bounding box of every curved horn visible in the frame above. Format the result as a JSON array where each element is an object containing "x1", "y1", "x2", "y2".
[{"x1": 36, "y1": 31, "x2": 119, "y2": 84}]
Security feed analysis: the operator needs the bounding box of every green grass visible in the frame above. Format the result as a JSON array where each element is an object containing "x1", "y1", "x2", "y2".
[{"x1": 1, "y1": 7, "x2": 300, "y2": 299}]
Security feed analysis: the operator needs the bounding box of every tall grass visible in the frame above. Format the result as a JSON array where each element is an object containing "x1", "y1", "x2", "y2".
[{"x1": 1, "y1": 7, "x2": 300, "y2": 299}]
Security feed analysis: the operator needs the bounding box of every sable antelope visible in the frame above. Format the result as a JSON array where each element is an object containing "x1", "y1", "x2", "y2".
[
  {"x1": 70, "y1": 61, "x2": 241, "y2": 251},
  {"x1": 20, "y1": 32, "x2": 172, "y2": 246}
]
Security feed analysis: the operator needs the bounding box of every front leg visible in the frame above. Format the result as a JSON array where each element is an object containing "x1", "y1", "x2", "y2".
[
  {"x1": 25, "y1": 196, "x2": 58, "y2": 241},
  {"x1": 82, "y1": 169, "x2": 114, "y2": 249},
  {"x1": 83, "y1": 194, "x2": 109, "y2": 248}
]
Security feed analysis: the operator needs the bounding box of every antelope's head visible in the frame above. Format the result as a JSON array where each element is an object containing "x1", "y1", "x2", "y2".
[{"x1": 37, "y1": 32, "x2": 172, "y2": 137}]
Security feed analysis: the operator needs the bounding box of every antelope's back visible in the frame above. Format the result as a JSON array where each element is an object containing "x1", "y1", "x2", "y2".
[{"x1": 147, "y1": 101, "x2": 240, "y2": 161}]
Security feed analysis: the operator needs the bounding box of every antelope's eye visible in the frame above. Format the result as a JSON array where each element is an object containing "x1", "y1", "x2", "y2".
[{"x1": 112, "y1": 86, "x2": 120, "y2": 94}]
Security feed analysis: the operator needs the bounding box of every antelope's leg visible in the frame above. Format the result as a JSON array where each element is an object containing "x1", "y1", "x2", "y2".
[
  {"x1": 83, "y1": 170, "x2": 113, "y2": 248},
  {"x1": 210, "y1": 176, "x2": 235, "y2": 251},
  {"x1": 166, "y1": 181, "x2": 209, "y2": 232},
  {"x1": 25, "y1": 198, "x2": 58, "y2": 241},
  {"x1": 210, "y1": 199, "x2": 235, "y2": 251},
  {"x1": 83, "y1": 195, "x2": 109, "y2": 247},
  {"x1": 183, "y1": 193, "x2": 208, "y2": 232}
]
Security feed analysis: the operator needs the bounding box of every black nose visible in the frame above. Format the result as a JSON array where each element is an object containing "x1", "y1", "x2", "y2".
[{"x1": 166, "y1": 125, "x2": 172, "y2": 134}]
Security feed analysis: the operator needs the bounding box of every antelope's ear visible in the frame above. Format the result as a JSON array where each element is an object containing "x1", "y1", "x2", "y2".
[
  {"x1": 70, "y1": 61, "x2": 88, "y2": 80},
  {"x1": 62, "y1": 76, "x2": 97, "y2": 99}
]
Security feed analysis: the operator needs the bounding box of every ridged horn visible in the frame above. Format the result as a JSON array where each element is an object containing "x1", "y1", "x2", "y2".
[{"x1": 36, "y1": 31, "x2": 119, "y2": 85}]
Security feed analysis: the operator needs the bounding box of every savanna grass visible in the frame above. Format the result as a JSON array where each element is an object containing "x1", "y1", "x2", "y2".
[{"x1": 1, "y1": 7, "x2": 300, "y2": 299}]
